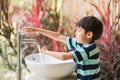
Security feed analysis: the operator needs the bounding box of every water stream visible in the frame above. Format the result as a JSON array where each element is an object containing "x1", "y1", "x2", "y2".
[
  {"x1": 35, "y1": 42, "x2": 44, "y2": 64},
  {"x1": 22, "y1": 39, "x2": 44, "y2": 64}
]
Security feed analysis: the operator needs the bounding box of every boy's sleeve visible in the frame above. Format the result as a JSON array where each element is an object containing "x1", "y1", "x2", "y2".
[
  {"x1": 71, "y1": 50, "x2": 83, "y2": 62},
  {"x1": 66, "y1": 37, "x2": 84, "y2": 62},
  {"x1": 66, "y1": 37, "x2": 76, "y2": 50}
]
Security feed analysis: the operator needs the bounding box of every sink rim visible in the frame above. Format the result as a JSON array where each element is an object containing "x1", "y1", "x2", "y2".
[{"x1": 25, "y1": 53, "x2": 76, "y2": 65}]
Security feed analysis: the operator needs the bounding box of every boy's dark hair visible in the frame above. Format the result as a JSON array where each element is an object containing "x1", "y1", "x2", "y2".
[{"x1": 76, "y1": 16, "x2": 103, "y2": 41}]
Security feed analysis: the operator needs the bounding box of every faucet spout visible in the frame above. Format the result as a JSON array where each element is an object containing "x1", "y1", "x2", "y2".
[{"x1": 22, "y1": 39, "x2": 37, "y2": 43}]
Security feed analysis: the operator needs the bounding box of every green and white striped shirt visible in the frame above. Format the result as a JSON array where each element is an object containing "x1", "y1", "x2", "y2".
[{"x1": 66, "y1": 37, "x2": 100, "y2": 80}]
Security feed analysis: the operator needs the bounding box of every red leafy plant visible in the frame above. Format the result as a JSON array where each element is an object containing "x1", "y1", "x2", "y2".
[
  {"x1": 24, "y1": 0, "x2": 61, "y2": 51},
  {"x1": 22, "y1": 0, "x2": 74, "y2": 52},
  {"x1": 25, "y1": 0, "x2": 45, "y2": 28}
]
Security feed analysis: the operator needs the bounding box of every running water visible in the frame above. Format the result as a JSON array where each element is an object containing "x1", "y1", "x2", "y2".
[
  {"x1": 22, "y1": 38, "x2": 44, "y2": 64},
  {"x1": 35, "y1": 42, "x2": 44, "y2": 64}
]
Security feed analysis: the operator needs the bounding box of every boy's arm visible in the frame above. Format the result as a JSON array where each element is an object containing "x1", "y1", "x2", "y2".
[
  {"x1": 24, "y1": 27, "x2": 66, "y2": 43},
  {"x1": 41, "y1": 46, "x2": 74, "y2": 60},
  {"x1": 44, "y1": 51, "x2": 74, "y2": 60},
  {"x1": 37, "y1": 29, "x2": 66, "y2": 43}
]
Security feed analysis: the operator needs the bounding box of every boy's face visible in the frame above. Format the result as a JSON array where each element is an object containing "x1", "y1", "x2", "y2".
[{"x1": 75, "y1": 27, "x2": 87, "y2": 43}]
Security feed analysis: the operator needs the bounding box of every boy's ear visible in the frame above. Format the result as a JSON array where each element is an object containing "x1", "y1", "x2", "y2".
[{"x1": 86, "y1": 31, "x2": 93, "y2": 38}]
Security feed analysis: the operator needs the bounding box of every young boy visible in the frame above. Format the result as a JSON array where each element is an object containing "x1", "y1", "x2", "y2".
[{"x1": 23, "y1": 16, "x2": 103, "y2": 80}]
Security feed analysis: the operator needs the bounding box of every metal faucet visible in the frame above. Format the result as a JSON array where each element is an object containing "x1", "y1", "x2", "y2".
[{"x1": 17, "y1": 32, "x2": 43, "y2": 80}]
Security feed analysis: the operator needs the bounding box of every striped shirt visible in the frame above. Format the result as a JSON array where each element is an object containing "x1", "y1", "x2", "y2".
[{"x1": 66, "y1": 37, "x2": 100, "y2": 80}]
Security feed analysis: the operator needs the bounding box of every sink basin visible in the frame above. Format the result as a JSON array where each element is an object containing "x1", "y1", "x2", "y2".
[{"x1": 25, "y1": 53, "x2": 77, "y2": 79}]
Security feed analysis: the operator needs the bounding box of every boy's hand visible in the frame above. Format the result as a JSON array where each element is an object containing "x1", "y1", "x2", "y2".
[
  {"x1": 23, "y1": 27, "x2": 39, "y2": 32},
  {"x1": 41, "y1": 46, "x2": 48, "y2": 54}
]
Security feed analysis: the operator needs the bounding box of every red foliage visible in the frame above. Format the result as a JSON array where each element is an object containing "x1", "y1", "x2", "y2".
[
  {"x1": 85, "y1": 0, "x2": 120, "y2": 79},
  {"x1": 24, "y1": 0, "x2": 61, "y2": 51},
  {"x1": 51, "y1": 40, "x2": 59, "y2": 51},
  {"x1": 25, "y1": 0, "x2": 46, "y2": 28}
]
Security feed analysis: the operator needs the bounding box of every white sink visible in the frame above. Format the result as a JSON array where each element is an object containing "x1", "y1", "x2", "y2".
[{"x1": 25, "y1": 53, "x2": 77, "y2": 79}]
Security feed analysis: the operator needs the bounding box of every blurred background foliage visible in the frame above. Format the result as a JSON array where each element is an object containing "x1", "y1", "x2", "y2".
[
  {"x1": 0, "y1": 0, "x2": 120, "y2": 80},
  {"x1": 0, "y1": 0, "x2": 17, "y2": 79}
]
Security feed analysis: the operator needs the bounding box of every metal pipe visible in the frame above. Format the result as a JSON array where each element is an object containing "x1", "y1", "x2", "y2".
[{"x1": 17, "y1": 32, "x2": 22, "y2": 80}]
